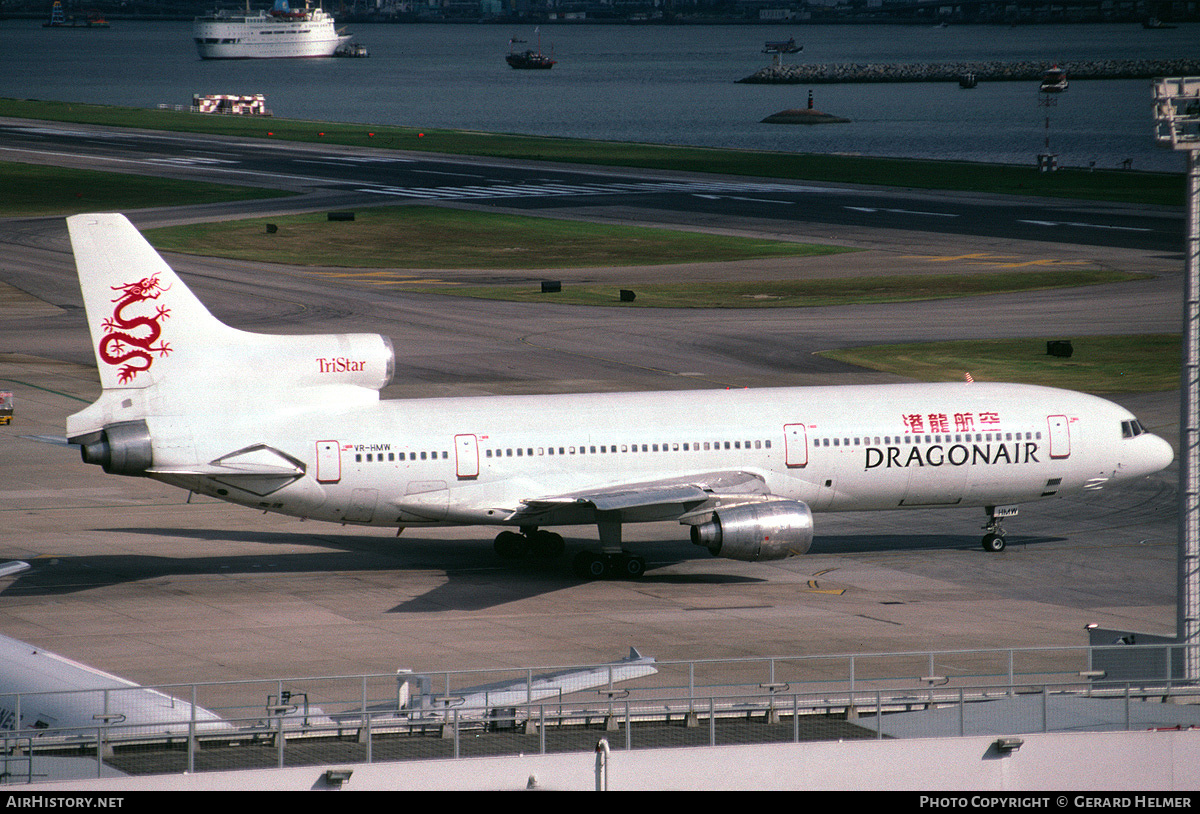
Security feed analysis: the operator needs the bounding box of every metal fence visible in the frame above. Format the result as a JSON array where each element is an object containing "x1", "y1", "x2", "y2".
[{"x1": 3, "y1": 642, "x2": 1198, "y2": 783}]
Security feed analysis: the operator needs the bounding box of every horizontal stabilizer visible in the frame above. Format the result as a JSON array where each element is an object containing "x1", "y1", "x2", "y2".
[{"x1": 18, "y1": 435, "x2": 75, "y2": 448}]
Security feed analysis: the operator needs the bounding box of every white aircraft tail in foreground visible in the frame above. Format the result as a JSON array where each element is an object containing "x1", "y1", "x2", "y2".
[{"x1": 65, "y1": 214, "x2": 1174, "y2": 579}]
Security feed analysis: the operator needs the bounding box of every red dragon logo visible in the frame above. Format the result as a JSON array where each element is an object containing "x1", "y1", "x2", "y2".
[{"x1": 99, "y1": 276, "x2": 173, "y2": 384}]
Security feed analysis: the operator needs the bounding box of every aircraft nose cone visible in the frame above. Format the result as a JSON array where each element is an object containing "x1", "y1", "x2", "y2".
[{"x1": 1144, "y1": 434, "x2": 1175, "y2": 476}]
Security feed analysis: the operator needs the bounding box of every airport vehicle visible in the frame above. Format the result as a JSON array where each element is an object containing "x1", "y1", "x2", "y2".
[{"x1": 64, "y1": 214, "x2": 1173, "y2": 579}]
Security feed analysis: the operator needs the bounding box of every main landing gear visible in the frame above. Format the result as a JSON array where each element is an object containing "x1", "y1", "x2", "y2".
[
  {"x1": 495, "y1": 514, "x2": 649, "y2": 580},
  {"x1": 571, "y1": 510, "x2": 646, "y2": 580},
  {"x1": 493, "y1": 527, "x2": 565, "y2": 560},
  {"x1": 571, "y1": 550, "x2": 646, "y2": 580},
  {"x1": 981, "y1": 505, "x2": 1018, "y2": 552}
]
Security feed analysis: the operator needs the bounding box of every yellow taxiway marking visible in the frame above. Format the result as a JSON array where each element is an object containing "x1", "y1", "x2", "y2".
[
  {"x1": 903, "y1": 253, "x2": 1088, "y2": 268},
  {"x1": 805, "y1": 569, "x2": 846, "y2": 595},
  {"x1": 905, "y1": 253, "x2": 1016, "y2": 262},
  {"x1": 805, "y1": 584, "x2": 847, "y2": 595}
]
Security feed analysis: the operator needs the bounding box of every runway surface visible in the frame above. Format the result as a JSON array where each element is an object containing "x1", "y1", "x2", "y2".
[{"x1": 0, "y1": 121, "x2": 1183, "y2": 690}]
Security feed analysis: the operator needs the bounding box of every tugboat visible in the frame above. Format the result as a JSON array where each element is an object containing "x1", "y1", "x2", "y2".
[
  {"x1": 506, "y1": 50, "x2": 555, "y2": 69},
  {"x1": 506, "y1": 32, "x2": 555, "y2": 69}
]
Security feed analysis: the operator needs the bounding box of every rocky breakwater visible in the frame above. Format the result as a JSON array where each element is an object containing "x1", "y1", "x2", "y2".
[{"x1": 738, "y1": 58, "x2": 1200, "y2": 84}]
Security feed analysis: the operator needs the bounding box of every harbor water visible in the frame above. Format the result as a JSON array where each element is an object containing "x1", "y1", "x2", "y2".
[{"x1": 2, "y1": 19, "x2": 1198, "y2": 172}]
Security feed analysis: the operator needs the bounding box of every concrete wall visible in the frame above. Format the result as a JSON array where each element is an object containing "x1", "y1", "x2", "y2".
[{"x1": 21, "y1": 728, "x2": 1200, "y2": 791}]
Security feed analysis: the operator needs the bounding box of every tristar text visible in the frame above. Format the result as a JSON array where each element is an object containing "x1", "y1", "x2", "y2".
[{"x1": 317, "y1": 357, "x2": 368, "y2": 373}]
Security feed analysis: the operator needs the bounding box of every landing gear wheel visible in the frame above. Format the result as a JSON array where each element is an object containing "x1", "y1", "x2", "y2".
[
  {"x1": 573, "y1": 551, "x2": 610, "y2": 580},
  {"x1": 494, "y1": 530, "x2": 529, "y2": 560},
  {"x1": 529, "y1": 529, "x2": 565, "y2": 559},
  {"x1": 617, "y1": 554, "x2": 646, "y2": 579},
  {"x1": 981, "y1": 505, "x2": 1016, "y2": 554}
]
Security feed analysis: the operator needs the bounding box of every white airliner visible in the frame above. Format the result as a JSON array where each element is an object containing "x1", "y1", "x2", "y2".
[{"x1": 64, "y1": 214, "x2": 1174, "y2": 579}]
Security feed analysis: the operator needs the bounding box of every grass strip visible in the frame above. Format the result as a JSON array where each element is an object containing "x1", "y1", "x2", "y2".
[
  {"x1": 0, "y1": 160, "x2": 292, "y2": 217},
  {"x1": 425, "y1": 269, "x2": 1146, "y2": 308},
  {"x1": 818, "y1": 335, "x2": 1180, "y2": 393},
  {"x1": 144, "y1": 207, "x2": 850, "y2": 269},
  {"x1": 1, "y1": 98, "x2": 1184, "y2": 207}
]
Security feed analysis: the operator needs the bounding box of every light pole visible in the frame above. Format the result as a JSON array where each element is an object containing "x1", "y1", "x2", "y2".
[{"x1": 1154, "y1": 77, "x2": 1200, "y2": 680}]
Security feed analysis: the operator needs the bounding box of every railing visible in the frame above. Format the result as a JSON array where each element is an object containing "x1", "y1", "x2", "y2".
[{"x1": 2, "y1": 643, "x2": 1197, "y2": 782}]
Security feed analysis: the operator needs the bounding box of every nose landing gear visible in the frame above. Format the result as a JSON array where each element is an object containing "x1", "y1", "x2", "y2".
[{"x1": 981, "y1": 505, "x2": 1018, "y2": 552}]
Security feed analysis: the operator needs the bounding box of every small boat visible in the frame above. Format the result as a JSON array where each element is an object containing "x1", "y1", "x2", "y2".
[
  {"x1": 762, "y1": 37, "x2": 802, "y2": 55},
  {"x1": 507, "y1": 31, "x2": 554, "y2": 69},
  {"x1": 506, "y1": 50, "x2": 555, "y2": 69},
  {"x1": 959, "y1": 72, "x2": 978, "y2": 89},
  {"x1": 1039, "y1": 66, "x2": 1068, "y2": 93}
]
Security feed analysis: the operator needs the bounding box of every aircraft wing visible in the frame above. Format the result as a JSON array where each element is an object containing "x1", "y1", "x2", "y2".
[
  {"x1": 0, "y1": 561, "x2": 30, "y2": 578},
  {"x1": 441, "y1": 647, "x2": 658, "y2": 710},
  {"x1": 517, "y1": 470, "x2": 769, "y2": 517},
  {"x1": 335, "y1": 648, "x2": 659, "y2": 723}
]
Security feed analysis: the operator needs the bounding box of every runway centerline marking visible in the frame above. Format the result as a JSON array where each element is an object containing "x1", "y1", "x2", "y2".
[{"x1": 1018, "y1": 219, "x2": 1152, "y2": 233}]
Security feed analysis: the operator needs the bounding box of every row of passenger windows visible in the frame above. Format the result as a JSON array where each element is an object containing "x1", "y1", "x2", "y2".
[
  {"x1": 486, "y1": 440, "x2": 773, "y2": 458},
  {"x1": 352, "y1": 431, "x2": 1042, "y2": 465},
  {"x1": 357, "y1": 451, "x2": 448, "y2": 463},
  {"x1": 353, "y1": 441, "x2": 773, "y2": 464},
  {"x1": 814, "y1": 431, "x2": 1042, "y2": 447}
]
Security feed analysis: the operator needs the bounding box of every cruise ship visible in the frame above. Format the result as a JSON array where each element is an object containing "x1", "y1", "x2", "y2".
[{"x1": 193, "y1": 1, "x2": 350, "y2": 59}]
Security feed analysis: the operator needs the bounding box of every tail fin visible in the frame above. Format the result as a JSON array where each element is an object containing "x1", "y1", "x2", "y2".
[
  {"x1": 66, "y1": 213, "x2": 394, "y2": 449},
  {"x1": 66, "y1": 213, "x2": 233, "y2": 391}
]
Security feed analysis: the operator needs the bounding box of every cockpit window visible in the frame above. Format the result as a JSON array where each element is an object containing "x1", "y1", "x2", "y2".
[{"x1": 1121, "y1": 419, "x2": 1146, "y2": 439}]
